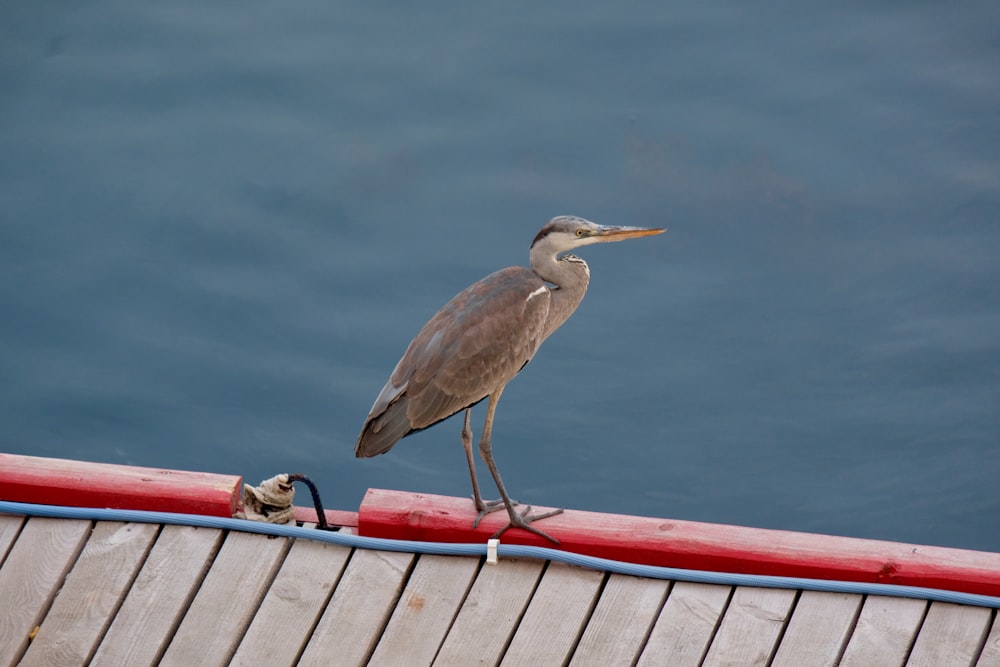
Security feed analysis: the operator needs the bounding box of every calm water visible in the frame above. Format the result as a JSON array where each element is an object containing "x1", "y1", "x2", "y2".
[{"x1": 2, "y1": 2, "x2": 998, "y2": 551}]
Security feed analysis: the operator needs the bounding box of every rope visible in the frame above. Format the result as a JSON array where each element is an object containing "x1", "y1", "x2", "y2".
[
  {"x1": 236, "y1": 473, "x2": 333, "y2": 530},
  {"x1": 237, "y1": 474, "x2": 296, "y2": 525}
]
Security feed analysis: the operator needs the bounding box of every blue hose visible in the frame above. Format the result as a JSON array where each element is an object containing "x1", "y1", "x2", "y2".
[{"x1": 2, "y1": 500, "x2": 998, "y2": 609}]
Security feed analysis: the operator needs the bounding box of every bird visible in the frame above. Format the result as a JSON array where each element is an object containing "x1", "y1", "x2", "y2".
[{"x1": 356, "y1": 216, "x2": 665, "y2": 543}]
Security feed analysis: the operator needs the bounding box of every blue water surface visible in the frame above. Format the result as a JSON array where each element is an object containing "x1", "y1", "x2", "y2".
[{"x1": 2, "y1": 2, "x2": 998, "y2": 551}]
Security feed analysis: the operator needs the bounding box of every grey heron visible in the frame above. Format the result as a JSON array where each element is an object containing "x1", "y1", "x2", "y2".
[{"x1": 356, "y1": 216, "x2": 665, "y2": 543}]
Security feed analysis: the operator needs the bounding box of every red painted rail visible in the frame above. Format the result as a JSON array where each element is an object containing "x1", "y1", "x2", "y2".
[
  {"x1": 0, "y1": 453, "x2": 359, "y2": 527},
  {"x1": 3, "y1": 454, "x2": 998, "y2": 598},
  {"x1": 358, "y1": 488, "x2": 1000, "y2": 599},
  {"x1": 0, "y1": 453, "x2": 242, "y2": 517}
]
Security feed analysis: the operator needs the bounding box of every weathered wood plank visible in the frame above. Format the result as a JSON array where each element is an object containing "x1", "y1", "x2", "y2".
[
  {"x1": 3, "y1": 507, "x2": 992, "y2": 667},
  {"x1": 369, "y1": 554, "x2": 480, "y2": 666},
  {"x1": 839, "y1": 595, "x2": 927, "y2": 667},
  {"x1": 91, "y1": 525, "x2": 223, "y2": 667},
  {"x1": 0, "y1": 514, "x2": 25, "y2": 564},
  {"x1": 569, "y1": 573, "x2": 670, "y2": 666},
  {"x1": 298, "y1": 548, "x2": 415, "y2": 667},
  {"x1": 907, "y1": 602, "x2": 993, "y2": 667},
  {"x1": 158, "y1": 530, "x2": 290, "y2": 666},
  {"x1": 292, "y1": 506, "x2": 358, "y2": 530},
  {"x1": 435, "y1": 557, "x2": 545, "y2": 666},
  {"x1": 231, "y1": 539, "x2": 352, "y2": 667},
  {"x1": 976, "y1": 611, "x2": 1000, "y2": 666},
  {"x1": 771, "y1": 591, "x2": 862, "y2": 667},
  {"x1": 500, "y1": 562, "x2": 604, "y2": 666},
  {"x1": 637, "y1": 582, "x2": 731, "y2": 667},
  {"x1": 702, "y1": 586, "x2": 796, "y2": 667},
  {"x1": 20, "y1": 521, "x2": 159, "y2": 667},
  {"x1": 0, "y1": 517, "x2": 90, "y2": 666}
]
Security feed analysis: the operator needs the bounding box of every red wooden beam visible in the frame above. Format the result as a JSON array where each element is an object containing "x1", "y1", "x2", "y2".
[
  {"x1": 358, "y1": 488, "x2": 1000, "y2": 598},
  {"x1": 0, "y1": 453, "x2": 242, "y2": 517}
]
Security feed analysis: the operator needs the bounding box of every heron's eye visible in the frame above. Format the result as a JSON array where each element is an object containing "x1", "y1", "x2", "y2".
[{"x1": 575, "y1": 229, "x2": 585, "y2": 237}]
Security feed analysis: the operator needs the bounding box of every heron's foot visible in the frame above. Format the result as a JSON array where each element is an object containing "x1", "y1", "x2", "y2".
[
  {"x1": 471, "y1": 496, "x2": 518, "y2": 528},
  {"x1": 491, "y1": 505, "x2": 564, "y2": 545}
]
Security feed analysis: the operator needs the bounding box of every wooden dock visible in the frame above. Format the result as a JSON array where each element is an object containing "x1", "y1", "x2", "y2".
[
  {"x1": 2, "y1": 454, "x2": 1000, "y2": 665},
  {"x1": 1, "y1": 512, "x2": 999, "y2": 666}
]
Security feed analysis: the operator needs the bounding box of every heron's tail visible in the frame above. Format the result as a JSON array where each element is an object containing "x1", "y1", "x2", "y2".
[{"x1": 355, "y1": 395, "x2": 412, "y2": 458}]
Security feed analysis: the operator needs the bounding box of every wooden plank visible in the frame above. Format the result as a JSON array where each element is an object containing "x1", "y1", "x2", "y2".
[
  {"x1": 90, "y1": 525, "x2": 224, "y2": 666},
  {"x1": 570, "y1": 573, "x2": 670, "y2": 666},
  {"x1": 158, "y1": 530, "x2": 290, "y2": 666},
  {"x1": 637, "y1": 582, "x2": 731, "y2": 667},
  {"x1": 839, "y1": 595, "x2": 927, "y2": 667},
  {"x1": 0, "y1": 453, "x2": 241, "y2": 516},
  {"x1": 702, "y1": 586, "x2": 796, "y2": 666},
  {"x1": 0, "y1": 514, "x2": 25, "y2": 563},
  {"x1": 500, "y1": 562, "x2": 604, "y2": 666},
  {"x1": 20, "y1": 521, "x2": 159, "y2": 666},
  {"x1": 298, "y1": 548, "x2": 415, "y2": 667},
  {"x1": 292, "y1": 505, "x2": 358, "y2": 529},
  {"x1": 231, "y1": 539, "x2": 352, "y2": 667},
  {"x1": 359, "y1": 489, "x2": 1000, "y2": 598},
  {"x1": 435, "y1": 557, "x2": 546, "y2": 666},
  {"x1": 0, "y1": 517, "x2": 90, "y2": 665},
  {"x1": 977, "y1": 611, "x2": 1000, "y2": 666},
  {"x1": 771, "y1": 591, "x2": 862, "y2": 666},
  {"x1": 368, "y1": 554, "x2": 480, "y2": 666},
  {"x1": 907, "y1": 602, "x2": 994, "y2": 667}
]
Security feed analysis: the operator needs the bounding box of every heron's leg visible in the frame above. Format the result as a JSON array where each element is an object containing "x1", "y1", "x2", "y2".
[
  {"x1": 477, "y1": 388, "x2": 563, "y2": 545},
  {"x1": 462, "y1": 409, "x2": 490, "y2": 513},
  {"x1": 463, "y1": 408, "x2": 511, "y2": 521}
]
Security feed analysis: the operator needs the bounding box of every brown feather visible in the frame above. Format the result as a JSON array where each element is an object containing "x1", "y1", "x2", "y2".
[{"x1": 355, "y1": 266, "x2": 551, "y2": 456}]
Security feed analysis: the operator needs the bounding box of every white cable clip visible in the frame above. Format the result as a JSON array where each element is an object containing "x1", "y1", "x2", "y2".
[{"x1": 486, "y1": 538, "x2": 500, "y2": 565}]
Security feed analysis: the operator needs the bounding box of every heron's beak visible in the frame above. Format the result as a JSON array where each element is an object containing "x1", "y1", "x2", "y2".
[{"x1": 591, "y1": 225, "x2": 666, "y2": 242}]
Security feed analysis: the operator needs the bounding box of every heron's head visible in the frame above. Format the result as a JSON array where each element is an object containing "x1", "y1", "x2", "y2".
[{"x1": 531, "y1": 215, "x2": 665, "y2": 255}]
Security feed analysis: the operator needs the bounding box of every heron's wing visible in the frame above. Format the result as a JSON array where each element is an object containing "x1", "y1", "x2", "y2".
[
  {"x1": 402, "y1": 267, "x2": 551, "y2": 429},
  {"x1": 355, "y1": 267, "x2": 550, "y2": 457}
]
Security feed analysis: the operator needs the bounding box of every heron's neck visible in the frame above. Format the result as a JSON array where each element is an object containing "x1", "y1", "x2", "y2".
[
  {"x1": 532, "y1": 250, "x2": 588, "y2": 284},
  {"x1": 531, "y1": 252, "x2": 591, "y2": 339}
]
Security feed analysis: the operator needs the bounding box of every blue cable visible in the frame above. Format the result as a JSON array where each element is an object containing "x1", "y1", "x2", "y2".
[{"x1": 2, "y1": 500, "x2": 998, "y2": 609}]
